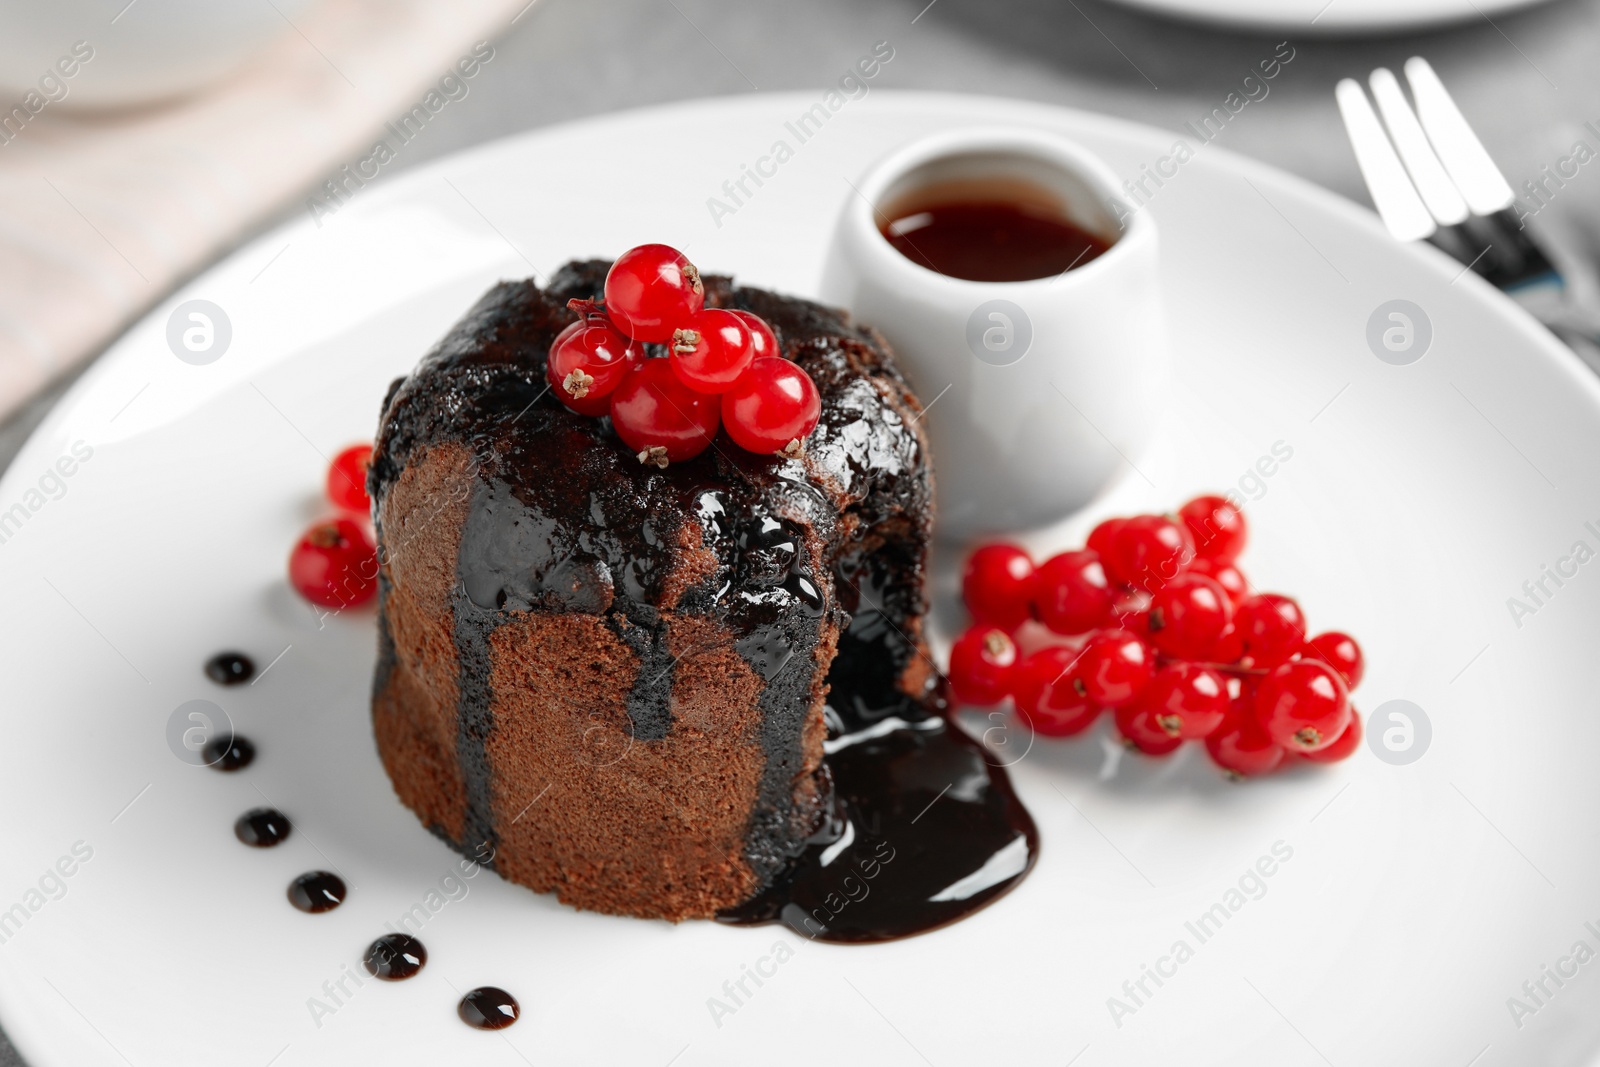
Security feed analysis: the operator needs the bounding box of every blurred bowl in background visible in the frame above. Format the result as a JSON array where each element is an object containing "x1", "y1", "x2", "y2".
[{"x1": 0, "y1": 0, "x2": 317, "y2": 110}]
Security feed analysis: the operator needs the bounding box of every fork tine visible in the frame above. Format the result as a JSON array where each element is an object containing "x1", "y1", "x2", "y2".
[
  {"x1": 1404, "y1": 57, "x2": 1515, "y2": 215},
  {"x1": 1369, "y1": 68, "x2": 1469, "y2": 226},
  {"x1": 1335, "y1": 78, "x2": 1436, "y2": 242}
]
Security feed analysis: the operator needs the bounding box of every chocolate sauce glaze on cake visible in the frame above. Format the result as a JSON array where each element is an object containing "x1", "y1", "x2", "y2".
[{"x1": 369, "y1": 260, "x2": 1036, "y2": 941}]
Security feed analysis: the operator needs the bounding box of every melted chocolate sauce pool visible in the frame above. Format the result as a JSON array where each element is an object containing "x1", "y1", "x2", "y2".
[
  {"x1": 717, "y1": 693, "x2": 1036, "y2": 942},
  {"x1": 719, "y1": 550, "x2": 1038, "y2": 943}
]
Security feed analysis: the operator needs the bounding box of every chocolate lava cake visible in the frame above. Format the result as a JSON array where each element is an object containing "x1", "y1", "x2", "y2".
[{"x1": 368, "y1": 260, "x2": 945, "y2": 922}]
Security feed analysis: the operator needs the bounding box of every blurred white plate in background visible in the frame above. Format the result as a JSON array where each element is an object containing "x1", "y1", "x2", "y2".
[{"x1": 1103, "y1": 0, "x2": 1554, "y2": 33}]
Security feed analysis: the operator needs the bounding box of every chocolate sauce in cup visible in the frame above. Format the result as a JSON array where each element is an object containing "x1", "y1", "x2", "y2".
[
  {"x1": 823, "y1": 129, "x2": 1168, "y2": 540},
  {"x1": 880, "y1": 181, "x2": 1113, "y2": 282}
]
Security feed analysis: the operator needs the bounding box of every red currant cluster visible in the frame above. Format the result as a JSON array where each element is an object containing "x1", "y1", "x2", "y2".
[
  {"x1": 948, "y1": 495, "x2": 1367, "y2": 778},
  {"x1": 287, "y1": 443, "x2": 379, "y2": 609},
  {"x1": 547, "y1": 243, "x2": 823, "y2": 467}
]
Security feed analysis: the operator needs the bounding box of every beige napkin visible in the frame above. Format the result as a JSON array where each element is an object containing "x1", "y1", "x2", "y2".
[{"x1": 0, "y1": 0, "x2": 531, "y2": 422}]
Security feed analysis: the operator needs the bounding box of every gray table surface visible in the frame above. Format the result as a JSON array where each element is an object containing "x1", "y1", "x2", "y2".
[{"x1": 4, "y1": 0, "x2": 1599, "y2": 1060}]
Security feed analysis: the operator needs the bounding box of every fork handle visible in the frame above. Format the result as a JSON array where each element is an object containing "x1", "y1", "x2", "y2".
[
  {"x1": 1428, "y1": 209, "x2": 1559, "y2": 291},
  {"x1": 1431, "y1": 211, "x2": 1600, "y2": 370}
]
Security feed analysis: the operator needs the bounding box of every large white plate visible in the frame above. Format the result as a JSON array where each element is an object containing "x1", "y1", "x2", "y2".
[
  {"x1": 1, "y1": 91, "x2": 1598, "y2": 1067},
  {"x1": 1103, "y1": 0, "x2": 1553, "y2": 32}
]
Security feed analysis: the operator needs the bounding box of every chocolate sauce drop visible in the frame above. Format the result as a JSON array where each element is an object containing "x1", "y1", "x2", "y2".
[
  {"x1": 204, "y1": 651, "x2": 255, "y2": 686},
  {"x1": 203, "y1": 735, "x2": 255, "y2": 771},
  {"x1": 458, "y1": 986, "x2": 519, "y2": 1029},
  {"x1": 287, "y1": 871, "x2": 346, "y2": 913},
  {"x1": 363, "y1": 934, "x2": 426, "y2": 980},
  {"x1": 234, "y1": 807, "x2": 290, "y2": 847}
]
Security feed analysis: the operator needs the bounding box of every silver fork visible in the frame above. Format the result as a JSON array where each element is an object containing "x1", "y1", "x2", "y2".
[{"x1": 1336, "y1": 57, "x2": 1600, "y2": 370}]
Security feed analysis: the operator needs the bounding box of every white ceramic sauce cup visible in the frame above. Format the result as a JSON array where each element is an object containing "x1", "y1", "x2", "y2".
[{"x1": 820, "y1": 127, "x2": 1167, "y2": 542}]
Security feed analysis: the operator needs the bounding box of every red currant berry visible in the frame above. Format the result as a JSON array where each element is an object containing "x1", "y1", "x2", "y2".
[
  {"x1": 948, "y1": 626, "x2": 1019, "y2": 706},
  {"x1": 1109, "y1": 514, "x2": 1194, "y2": 592},
  {"x1": 721, "y1": 356, "x2": 822, "y2": 456},
  {"x1": 289, "y1": 517, "x2": 377, "y2": 609},
  {"x1": 326, "y1": 443, "x2": 372, "y2": 514},
  {"x1": 1305, "y1": 631, "x2": 1365, "y2": 690},
  {"x1": 1012, "y1": 647, "x2": 1100, "y2": 737},
  {"x1": 548, "y1": 319, "x2": 643, "y2": 414},
  {"x1": 603, "y1": 243, "x2": 704, "y2": 343},
  {"x1": 1235, "y1": 593, "x2": 1307, "y2": 668},
  {"x1": 1145, "y1": 573, "x2": 1233, "y2": 660},
  {"x1": 1178, "y1": 494, "x2": 1247, "y2": 563},
  {"x1": 1205, "y1": 705, "x2": 1285, "y2": 778},
  {"x1": 609, "y1": 359, "x2": 720, "y2": 467},
  {"x1": 1189, "y1": 557, "x2": 1249, "y2": 603},
  {"x1": 1254, "y1": 659, "x2": 1351, "y2": 753},
  {"x1": 1301, "y1": 706, "x2": 1362, "y2": 763},
  {"x1": 1115, "y1": 702, "x2": 1184, "y2": 755},
  {"x1": 1207, "y1": 622, "x2": 1247, "y2": 665},
  {"x1": 1087, "y1": 517, "x2": 1127, "y2": 570},
  {"x1": 1110, "y1": 590, "x2": 1150, "y2": 631},
  {"x1": 1035, "y1": 550, "x2": 1113, "y2": 634},
  {"x1": 730, "y1": 310, "x2": 779, "y2": 360},
  {"x1": 544, "y1": 323, "x2": 607, "y2": 416},
  {"x1": 1139, "y1": 662, "x2": 1229, "y2": 739},
  {"x1": 669, "y1": 308, "x2": 755, "y2": 393},
  {"x1": 961, "y1": 543, "x2": 1036, "y2": 631},
  {"x1": 1077, "y1": 628, "x2": 1155, "y2": 708}
]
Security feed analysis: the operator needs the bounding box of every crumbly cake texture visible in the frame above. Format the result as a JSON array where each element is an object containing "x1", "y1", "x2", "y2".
[{"x1": 369, "y1": 260, "x2": 935, "y2": 920}]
